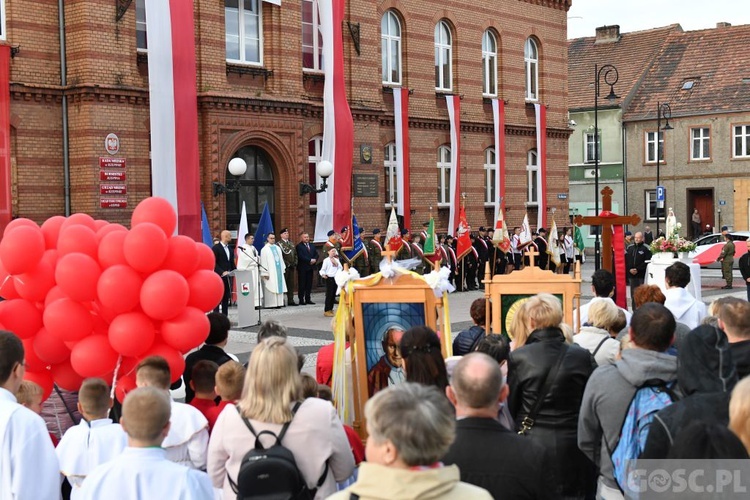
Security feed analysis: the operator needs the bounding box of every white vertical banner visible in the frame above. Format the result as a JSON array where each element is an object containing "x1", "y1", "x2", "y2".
[
  {"x1": 492, "y1": 99, "x2": 501, "y2": 224},
  {"x1": 446, "y1": 95, "x2": 461, "y2": 235}
]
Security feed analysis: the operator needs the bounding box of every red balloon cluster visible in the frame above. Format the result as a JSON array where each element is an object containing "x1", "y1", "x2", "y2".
[{"x1": 0, "y1": 197, "x2": 224, "y2": 400}]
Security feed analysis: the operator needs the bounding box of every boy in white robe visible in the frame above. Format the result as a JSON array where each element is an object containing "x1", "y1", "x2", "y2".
[
  {"x1": 136, "y1": 356, "x2": 209, "y2": 470},
  {"x1": 56, "y1": 377, "x2": 128, "y2": 494},
  {"x1": 0, "y1": 330, "x2": 60, "y2": 500},
  {"x1": 236, "y1": 233, "x2": 263, "y2": 308},
  {"x1": 77, "y1": 387, "x2": 213, "y2": 500}
]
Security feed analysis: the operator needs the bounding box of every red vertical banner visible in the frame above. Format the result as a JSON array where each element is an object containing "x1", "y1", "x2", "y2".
[{"x1": 0, "y1": 46, "x2": 11, "y2": 235}]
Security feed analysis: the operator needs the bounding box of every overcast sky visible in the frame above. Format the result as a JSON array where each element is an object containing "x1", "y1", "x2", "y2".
[{"x1": 567, "y1": 0, "x2": 750, "y2": 39}]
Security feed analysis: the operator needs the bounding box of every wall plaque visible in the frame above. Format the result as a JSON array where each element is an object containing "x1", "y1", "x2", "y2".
[{"x1": 353, "y1": 174, "x2": 378, "y2": 197}]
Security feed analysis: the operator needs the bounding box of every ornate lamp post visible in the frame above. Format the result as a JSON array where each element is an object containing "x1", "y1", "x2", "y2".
[{"x1": 655, "y1": 102, "x2": 673, "y2": 237}]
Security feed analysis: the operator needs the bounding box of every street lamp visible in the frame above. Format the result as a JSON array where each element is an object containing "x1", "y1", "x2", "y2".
[
  {"x1": 299, "y1": 160, "x2": 333, "y2": 195},
  {"x1": 593, "y1": 63, "x2": 620, "y2": 271},
  {"x1": 213, "y1": 157, "x2": 248, "y2": 196},
  {"x1": 654, "y1": 102, "x2": 673, "y2": 237}
]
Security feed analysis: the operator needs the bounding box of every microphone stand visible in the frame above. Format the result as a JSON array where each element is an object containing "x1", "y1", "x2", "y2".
[{"x1": 240, "y1": 247, "x2": 267, "y2": 326}]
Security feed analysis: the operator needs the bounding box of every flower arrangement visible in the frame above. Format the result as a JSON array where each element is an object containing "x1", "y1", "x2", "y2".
[{"x1": 649, "y1": 222, "x2": 697, "y2": 254}]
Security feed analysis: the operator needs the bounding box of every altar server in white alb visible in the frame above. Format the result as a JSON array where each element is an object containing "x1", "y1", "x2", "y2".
[
  {"x1": 259, "y1": 232, "x2": 287, "y2": 308},
  {"x1": 135, "y1": 356, "x2": 209, "y2": 470},
  {"x1": 77, "y1": 387, "x2": 213, "y2": 500},
  {"x1": 56, "y1": 377, "x2": 128, "y2": 494},
  {"x1": 236, "y1": 232, "x2": 263, "y2": 308},
  {"x1": 0, "y1": 330, "x2": 60, "y2": 500}
]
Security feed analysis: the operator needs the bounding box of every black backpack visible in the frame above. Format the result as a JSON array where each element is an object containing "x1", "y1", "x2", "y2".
[{"x1": 229, "y1": 402, "x2": 328, "y2": 500}]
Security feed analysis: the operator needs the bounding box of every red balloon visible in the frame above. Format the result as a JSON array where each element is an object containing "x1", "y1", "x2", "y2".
[
  {"x1": 142, "y1": 343, "x2": 185, "y2": 383},
  {"x1": 55, "y1": 253, "x2": 101, "y2": 302},
  {"x1": 161, "y1": 307, "x2": 210, "y2": 353},
  {"x1": 0, "y1": 265, "x2": 20, "y2": 300},
  {"x1": 41, "y1": 249, "x2": 58, "y2": 268},
  {"x1": 98, "y1": 230, "x2": 129, "y2": 269},
  {"x1": 97, "y1": 265, "x2": 143, "y2": 315},
  {"x1": 3, "y1": 218, "x2": 39, "y2": 237},
  {"x1": 124, "y1": 223, "x2": 168, "y2": 273},
  {"x1": 95, "y1": 223, "x2": 127, "y2": 242},
  {"x1": 15, "y1": 261, "x2": 55, "y2": 302},
  {"x1": 131, "y1": 197, "x2": 177, "y2": 237},
  {"x1": 43, "y1": 298, "x2": 94, "y2": 342},
  {"x1": 195, "y1": 243, "x2": 215, "y2": 271},
  {"x1": 70, "y1": 335, "x2": 120, "y2": 378},
  {"x1": 33, "y1": 327, "x2": 71, "y2": 365},
  {"x1": 0, "y1": 225, "x2": 46, "y2": 275},
  {"x1": 60, "y1": 213, "x2": 97, "y2": 233},
  {"x1": 24, "y1": 370, "x2": 54, "y2": 401},
  {"x1": 108, "y1": 311, "x2": 156, "y2": 357},
  {"x1": 187, "y1": 269, "x2": 224, "y2": 312},
  {"x1": 44, "y1": 286, "x2": 69, "y2": 308},
  {"x1": 93, "y1": 219, "x2": 109, "y2": 231},
  {"x1": 22, "y1": 337, "x2": 48, "y2": 372},
  {"x1": 0, "y1": 299, "x2": 43, "y2": 339},
  {"x1": 57, "y1": 225, "x2": 98, "y2": 259},
  {"x1": 40, "y1": 216, "x2": 66, "y2": 250},
  {"x1": 118, "y1": 356, "x2": 140, "y2": 379},
  {"x1": 114, "y1": 375, "x2": 137, "y2": 403},
  {"x1": 140, "y1": 270, "x2": 189, "y2": 320},
  {"x1": 51, "y1": 359, "x2": 84, "y2": 391},
  {"x1": 162, "y1": 235, "x2": 200, "y2": 277}
]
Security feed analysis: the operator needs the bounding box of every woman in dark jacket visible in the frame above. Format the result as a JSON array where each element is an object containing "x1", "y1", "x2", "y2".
[
  {"x1": 508, "y1": 293, "x2": 596, "y2": 499},
  {"x1": 452, "y1": 298, "x2": 487, "y2": 355}
]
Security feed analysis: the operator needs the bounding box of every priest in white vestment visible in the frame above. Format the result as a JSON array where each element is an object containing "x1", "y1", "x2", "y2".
[
  {"x1": 236, "y1": 233, "x2": 263, "y2": 308},
  {"x1": 259, "y1": 232, "x2": 287, "y2": 308},
  {"x1": 77, "y1": 387, "x2": 213, "y2": 500}
]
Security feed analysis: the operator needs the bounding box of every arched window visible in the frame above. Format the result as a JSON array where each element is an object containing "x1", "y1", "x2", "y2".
[
  {"x1": 484, "y1": 148, "x2": 496, "y2": 205},
  {"x1": 384, "y1": 143, "x2": 398, "y2": 205},
  {"x1": 381, "y1": 11, "x2": 402, "y2": 85},
  {"x1": 524, "y1": 38, "x2": 538, "y2": 101},
  {"x1": 437, "y1": 145, "x2": 451, "y2": 205},
  {"x1": 434, "y1": 21, "x2": 452, "y2": 91},
  {"x1": 482, "y1": 31, "x2": 497, "y2": 96},
  {"x1": 526, "y1": 149, "x2": 538, "y2": 204},
  {"x1": 225, "y1": 0, "x2": 263, "y2": 65},
  {"x1": 302, "y1": 0, "x2": 323, "y2": 71},
  {"x1": 308, "y1": 136, "x2": 323, "y2": 206},
  {"x1": 226, "y1": 146, "x2": 274, "y2": 231}
]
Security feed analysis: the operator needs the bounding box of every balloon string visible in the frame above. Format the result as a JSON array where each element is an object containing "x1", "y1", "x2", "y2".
[
  {"x1": 0, "y1": 274, "x2": 14, "y2": 289},
  {"x1": 110, "y1": 355, "x2": 123, "y2": 403}
]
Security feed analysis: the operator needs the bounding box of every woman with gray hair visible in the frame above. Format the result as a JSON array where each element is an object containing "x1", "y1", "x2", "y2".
[{"x1": 329, "y1": 383, "x2": 492, "y2": 499}]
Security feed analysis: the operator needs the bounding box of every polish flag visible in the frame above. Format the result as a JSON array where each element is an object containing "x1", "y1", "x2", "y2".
[
  {"x1": 534, "y1": 103, "x2": 548, "y2": 230},
  {"x1": 145, "y1": 0, "x2": 201, "y2": 239},
  {"x1": 394, "y1": 88, "x2": 411, "y2": 229},
  {"x1": 492, "y1": 99, "x2": 506, "y2": 222},
  {"x1": 446, "y1": 96, "x2": 461, "y2": 236}
]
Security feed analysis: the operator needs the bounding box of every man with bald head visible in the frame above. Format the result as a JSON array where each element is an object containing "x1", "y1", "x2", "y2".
[
  {"x1": 443, "y1": 353, "x2": 554, "y2": 499},
  {"x1": 77, "y1": 387, "x2": 213, "y2": 500},
  {"x1": 625, "y1": 231, "x2": 651, "y2": 310},
  {"x1": 212, "y1": 229, "x2": 236, "y2": 316}
]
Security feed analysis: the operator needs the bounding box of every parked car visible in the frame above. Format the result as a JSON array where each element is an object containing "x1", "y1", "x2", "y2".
[{"x1": 690, "y1": 231, "x2": 750, "y2": 269}]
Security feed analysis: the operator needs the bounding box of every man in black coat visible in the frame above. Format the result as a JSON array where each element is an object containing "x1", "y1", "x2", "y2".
[
  {"x1": 625, "y1": 231, "x2": 651, "y2": 310},
  {"x1": 443, "y1": 353, "x2": 554, "y2": 499},
  {"x1": 534, "y1": 228, "x2": 550, "y2": 270},
  {"x1": 212, "y1": 229, "x2": 236, "y2": 316},
  {"x1": 182, "y1": 313, "x2": 236, "y2": 403},
  {"x1": 295, "y1": 231, "x2": 317, "y2": 305}
]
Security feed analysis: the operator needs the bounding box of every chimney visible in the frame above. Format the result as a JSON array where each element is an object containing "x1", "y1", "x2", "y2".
[
  {"x1": 716, "y1": 22, "x2": 731, "y2": 29},
  {"x1": 595, "y1": 25, "x2": 621, "y2": 44}
]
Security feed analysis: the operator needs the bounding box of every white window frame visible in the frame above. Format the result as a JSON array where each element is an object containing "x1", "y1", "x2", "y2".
[
  {"x1": 526, "y1": 149, "x2": 538, "y2": 205},
  {"x1": 384, "y1": 143, "x2": 398, "y2": 207},
  {"x1": 645, "y1": 190, "x2": 666, "y2": 221},
  {"x1": 308, "y1": 136, "x2": 323, "y2": 208},
  {"x1": 381, "y1": 11, "x2": 402, "y2": 86},
  {"x1": 434, "y1": 21, "x2": 452, "y2": 92},
  {"x1": 302, "y1": 0, "x2": 323, "y2": 72},
  {"x1": 645, "y1": 131, "x2": 664, "y2": 164},
  {"x1": 584, "y1": 131, "x2": 600, "y2": 163},
  {"x1": 524, "y1": 38, "x2": 538, "y2": 101},
  {"x1": 484, "y1": 148, "x2": 496, "y2": 206},
  {"x1": 691, "y1": 127, "x2": 710, "y2": 160},
  {"x1": 225, "y1": 0, "x2": 263, "y2": 66},
  {"x1": 437, "y1": 145, "x2": 452, "y2": 206},
  {"x1": 482, "y1": 30, "x2": 497, "y2": 97},
  {"x1": 136, "y1": 0, "x2": 147, "y2": 51},
  {"x1": 733, "y1": 124, "x2": 750, "y2": 158}
]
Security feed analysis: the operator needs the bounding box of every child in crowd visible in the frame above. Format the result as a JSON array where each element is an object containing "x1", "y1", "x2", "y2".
[
  {"x1": 17, "y1": 380, "x2": 58, "y2": 446},
  {"x1": 205, "y1": 361, "x2": 245, "y2": 432},
  {"x1": 56, "y1": 378, "x2": 128, "y2": 496},
  {"x1": 188, "y1": 360, "x2": 219, "y2": 419}
]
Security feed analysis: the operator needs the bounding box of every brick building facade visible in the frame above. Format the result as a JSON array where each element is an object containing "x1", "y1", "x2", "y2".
[{"x1": 3, "y1": 0, "x2": 571, "y2": 238}]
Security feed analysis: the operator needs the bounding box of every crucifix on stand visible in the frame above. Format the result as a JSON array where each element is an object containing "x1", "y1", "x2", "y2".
[{"x1": 573, "y1": 186, "x2": 641, "y2": 274}]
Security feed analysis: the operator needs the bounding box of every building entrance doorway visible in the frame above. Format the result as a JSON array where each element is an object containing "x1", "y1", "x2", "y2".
[
  {"x1": 687, "y1": 189, "x2": 714, "y2": 238},
  {"x1": 225, "y1": 146, "x2": 275, "y2": 238}
]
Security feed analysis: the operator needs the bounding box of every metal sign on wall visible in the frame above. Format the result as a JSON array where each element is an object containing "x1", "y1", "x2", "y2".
[{"x1": 353, "y1": 174, "x2": 378, "y2": 197}]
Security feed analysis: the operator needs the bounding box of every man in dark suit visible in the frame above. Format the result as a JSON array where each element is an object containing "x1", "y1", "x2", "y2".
[
  {"x1": 295, "y1": 231, "x2": 317, "y2": 305},
  {"x1": 212, "y1": 229, "x2": 235, "y2": 316},
  {"x1": 534, "y1": 227, "x2": 550, "y2": 270},
  {"x1": 443, "y1": 353, "x2": 555, "y2": 499}
]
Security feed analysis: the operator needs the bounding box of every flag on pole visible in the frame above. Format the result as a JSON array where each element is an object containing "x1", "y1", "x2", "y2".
[
  {"x1": 423, "y1": 217, "x2": 436, "y2": 256},
  {"x1": 253, "y1": 202, "x2": 274, "y2": 253},
  {"x1": 534, "y1": 103, "x2": 548, "y2": 230},
  {"x1": 200, "y1": 202, "x2": 212, "y2": 246},
  {"x1": 491, "y1": 98, "x2": 506, "y2": 223},
  {"x1": 384, "y1": 206, "x2": 402, "y2": 252},
  {"x1": 344, "y1": 215, "x2": 364, "y2": 262},
  {"x1": 394, "y1": 88, "x2": 411, "y2": 229},
  {"x1": 492, "y1": 207, "x2": 511, "y2": 253},
  {"x1": 446, "y1": 95, "x2": 462, "y2": 236},
  {"x1": 455, "y1": 207, "x2": 471, "y2": 261},
  {"x1": 549, "y1": 217, "x2": 561, "y2": 266},
  {"x1": 519, "y1": 212, "x2": 533, "y2": 247},
  {"x1": 235, "y1": 201, "x2": 249, "y2": 262},
  {"x1": 574, "y1": 225, "x2": 585, "y2": 252}
]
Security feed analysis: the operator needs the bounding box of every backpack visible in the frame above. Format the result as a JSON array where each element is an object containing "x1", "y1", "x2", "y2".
[
  {"x1": 229, "y1": 402, "x2": 328, "y2": 500},
  {"x1": 610, "y1": 380, "x2": 679, "y2": 491}
]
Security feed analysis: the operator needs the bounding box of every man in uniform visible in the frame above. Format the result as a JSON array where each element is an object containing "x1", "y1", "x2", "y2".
[
  {"x1": 473, "y1": 227, "x2": 489, "y2": 287},
  {"x1": 534, "y1": 228, "x2": 550, "y2": 270},
  {"x1": 410, "y1": 233, "x2": 426, "y2": 274},
  {"x1": 368, "y1": 228, "x2": 383, "y2": 274},
  {"x1": 397, "y1": 228, "x2": 413, "y2": 260},
  {"x1": 350, "y1": 229, "x2": 370, "y2": 277},
  {"x1": 277, "y1": 228, "x2": 298, "y2": 306},
  {"x1": 718, "y1": 226, "x2": 735, "y2": 289}
]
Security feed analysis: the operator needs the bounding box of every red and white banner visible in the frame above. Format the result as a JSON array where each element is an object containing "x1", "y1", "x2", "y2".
[
  {"x1": 446, "y1": 96, "x2": 461, "y2": 235},
  {"x1": 492, "y1": 99, "x2": 506, "y2": 224},
  {"x1": 534, "y1": 103, "x2": 548, "y2": 230},
  {"x1": 393, "y1": 88, "x2": 411, "y2": 229},
  {"x1": 0, "y1": 46, "x2": 10, "y2": 236},
  {"x1": 314, "y1": 0, "x2": 353, "y2": 243},
  {"x1": 145, "y1": 0, "x2": 201, "y2": 239}
]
